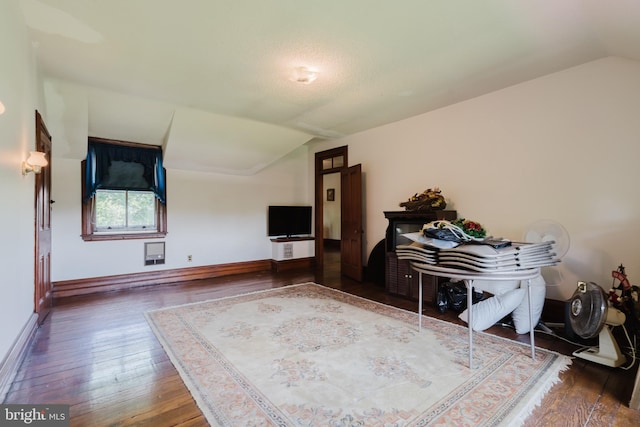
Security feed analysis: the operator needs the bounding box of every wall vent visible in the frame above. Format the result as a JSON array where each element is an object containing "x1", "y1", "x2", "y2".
[
  {"x1": 283, "y1": 243, "x2": 294, "y2": 259},
  {"x1": 145, "y1": 242, "x2": 165, "y2": 265}
]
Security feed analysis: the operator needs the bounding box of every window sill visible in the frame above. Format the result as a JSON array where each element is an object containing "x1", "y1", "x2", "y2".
[{"x1": 82, "y1": 232, "x2": 166, "y2": 242}]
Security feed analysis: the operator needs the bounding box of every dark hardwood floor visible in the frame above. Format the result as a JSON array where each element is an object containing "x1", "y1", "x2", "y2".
[{"x1": 4, "y1": 248, "x2": 639, "y2": 426}]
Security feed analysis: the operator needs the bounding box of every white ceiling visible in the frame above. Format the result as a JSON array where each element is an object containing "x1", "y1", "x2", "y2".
[{"x1": 20, "y1": 0, "x2": 640, "y2": 174}]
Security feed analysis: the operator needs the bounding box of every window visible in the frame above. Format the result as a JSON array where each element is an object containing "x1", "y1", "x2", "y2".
[
  {"x1": 81, "y1": 138, "x2": 167, "y2": 241},
  {"x1": 322, "y1": 155, "x2": 344, "y2": 171},
  {"x1": 94, "y1": 190, "x2": 156, "y2": 232}
]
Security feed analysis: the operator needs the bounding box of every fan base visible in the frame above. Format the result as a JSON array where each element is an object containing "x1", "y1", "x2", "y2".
[
  {"x1": 573, "y1": 347, "x2": 626, "y2": 367},
  {"x1": 572, "y1": 327, "x2": 626, "y2": 368}
]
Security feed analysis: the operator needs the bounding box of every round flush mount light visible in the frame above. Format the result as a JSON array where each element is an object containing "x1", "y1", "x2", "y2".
[{"x1": 290, "y1": 66, "x2": 318, "y2": 84}]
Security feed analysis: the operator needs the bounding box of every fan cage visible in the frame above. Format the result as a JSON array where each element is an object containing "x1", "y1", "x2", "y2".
[{"x1": 569, "y1": 282, "x2": 607, "y2": 339}]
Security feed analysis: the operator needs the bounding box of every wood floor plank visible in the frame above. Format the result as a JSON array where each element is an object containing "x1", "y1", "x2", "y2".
[
  {"x1": 523, "y1": 360, "x2": 611, "y2": 426},
  {"x1": 3, "y1": 251, "x2": 638, "y2": 426},
  {"x1": 8, "y1": 357, "x2": 175, "y2": 402},
  {"x1": 590, "y1": 366, "x2": 639, "y2": 427},
  {"x1": 69, "y1": 376, "x2": 197, "y2": 425}
]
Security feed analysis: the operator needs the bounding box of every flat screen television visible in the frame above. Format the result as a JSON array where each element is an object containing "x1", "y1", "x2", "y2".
[{"x1": 268, "y1": 205, "x2": 312, "y2": 238}]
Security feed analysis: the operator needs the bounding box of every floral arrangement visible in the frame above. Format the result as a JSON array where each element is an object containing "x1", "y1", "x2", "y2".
[
  {"x1": 399, "y1": 187, "x2": 446, "y2": 211},
  {"x1": 423, "y1": 218, "x2": 486, "y2": 242},
  {"x1": 452, "y1": 218, "x2": 486, "y2": 239}
]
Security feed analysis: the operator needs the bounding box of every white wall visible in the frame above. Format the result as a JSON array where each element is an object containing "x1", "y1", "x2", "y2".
[
  {"x1": 0, "y1": 3, "x2": 39, "y2": 361},
  {"x1": 310, "y1": 56, "x2": 640, "y2": 300},
  {"x1": 51, "y1": 146, "x2": 310, "y2": 281}
]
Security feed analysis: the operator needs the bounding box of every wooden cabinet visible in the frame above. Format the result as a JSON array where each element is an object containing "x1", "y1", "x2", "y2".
[
  {"x1": 386, "y1": 252, "x2": 438, "y2": 300},
  {"x1": 386, "y1": 252, "x2": 439, "y2": 303},
  {"x1": 384, "y1": 210, "x2": 456, "y2": 303}
]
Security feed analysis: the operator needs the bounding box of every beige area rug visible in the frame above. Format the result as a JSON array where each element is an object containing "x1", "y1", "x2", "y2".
[{"x1": 145, "y1": 283, "x2": 571, "y2": 426}]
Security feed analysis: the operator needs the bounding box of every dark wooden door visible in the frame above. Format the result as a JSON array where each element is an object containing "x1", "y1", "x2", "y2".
[
  {"x1": 35, "y1": 111, "x2": 53, "y2": 324},
  {"x1": 341, "y1": 164, "x2": 363, "y2": 281}
]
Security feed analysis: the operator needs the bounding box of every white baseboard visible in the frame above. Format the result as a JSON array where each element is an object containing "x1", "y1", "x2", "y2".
[{"x1": 0, "y1": 313, "x2": 38, "y2": 402}]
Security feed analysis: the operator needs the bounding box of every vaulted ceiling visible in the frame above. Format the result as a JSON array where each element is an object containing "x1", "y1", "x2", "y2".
[{"x1": 21, "y1": 0, "x2": 640, "y2": 174}]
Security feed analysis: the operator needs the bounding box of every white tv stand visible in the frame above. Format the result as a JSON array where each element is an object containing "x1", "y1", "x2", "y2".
[{"x1": 270, "y1": 237, "x2": 315, "y2": 272}]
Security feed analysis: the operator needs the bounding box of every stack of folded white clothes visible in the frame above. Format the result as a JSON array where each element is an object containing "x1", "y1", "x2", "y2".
[
  {"x1": 396, "y1": 231, "x2": 559, "y2": 272},
  {"x1": 437, "y1": 241, "x2": 559, "y2": 272},
  {"x1": 395, "y1": 242, "x2": 439, "y2": 265},
  {"x1": 395, "y1": 232, "x2": 458, "y2": 265}
]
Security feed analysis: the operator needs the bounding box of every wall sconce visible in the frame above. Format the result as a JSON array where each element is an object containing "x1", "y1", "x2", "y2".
[{"x1": 22, "y1": 151, "x2": 48, "y2": 175}]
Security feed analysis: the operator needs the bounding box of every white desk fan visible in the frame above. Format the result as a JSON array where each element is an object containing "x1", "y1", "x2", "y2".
[
  {"x1": 523, "y1": 219, "x2": 570, "y2": 286},
  {"x1": 569, "y1": 281, "x2": 627, "y2": 367}
]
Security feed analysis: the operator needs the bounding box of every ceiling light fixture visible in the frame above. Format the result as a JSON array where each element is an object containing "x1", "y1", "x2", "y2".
[{"x1": 290, "y1": 66, "x2": 318, "y2": 84}]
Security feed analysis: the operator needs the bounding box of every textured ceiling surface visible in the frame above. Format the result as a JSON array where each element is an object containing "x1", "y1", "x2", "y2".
[{"x1": 19, "y1": 0, "x2": 640, "y2": 174}]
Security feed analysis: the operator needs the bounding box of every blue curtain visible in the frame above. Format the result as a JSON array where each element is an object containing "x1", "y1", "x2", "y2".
[{"x1": 83, "y1": 141, "x2": 166, "y2": 204}]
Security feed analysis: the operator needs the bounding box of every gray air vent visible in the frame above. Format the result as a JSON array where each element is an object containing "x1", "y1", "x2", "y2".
[
  {"x1": 145, "y1": 242, "x2": 165, "y2": 265},
  {"x1": 283, "y1": 243, "x2": 293, "y2": 259}
]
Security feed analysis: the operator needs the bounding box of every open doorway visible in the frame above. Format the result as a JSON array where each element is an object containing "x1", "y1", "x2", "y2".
[
  {"x1": 314, "y1": 146, "x2": 347, "y2": 270},
  {"x1": 322, "y1": 172, "x2": 341, "y2": 271},
  {"x1": 314, "y1": 146, "x2": 363, "y2": 281}
]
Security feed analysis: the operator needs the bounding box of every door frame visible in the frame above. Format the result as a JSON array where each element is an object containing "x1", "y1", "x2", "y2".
[
  {"x1": 34, "y1": 111, "x2": 53, "y2": 324},
  {"x1": 314, "y1": 146, "x2": 348, "y2": 269}
]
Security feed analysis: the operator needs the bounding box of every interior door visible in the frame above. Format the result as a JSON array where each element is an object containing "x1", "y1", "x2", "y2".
[
  {"x1": 341, "y1": 164, "x2": 363, "y2": 281},
  {"x1": 35, "y1": 111, "x2": 53, "y2": 324}
]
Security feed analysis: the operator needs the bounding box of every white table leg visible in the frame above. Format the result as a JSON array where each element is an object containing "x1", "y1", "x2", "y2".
[
  {"x1": 418, "y1": 272, "x2": 423, "y2": 331},
  {"x1": 466, "y1": 279, "x2": 474, "y2": 369},
  {"x1": 527, "y1": 278, "x2": 536, "y2": 360}
]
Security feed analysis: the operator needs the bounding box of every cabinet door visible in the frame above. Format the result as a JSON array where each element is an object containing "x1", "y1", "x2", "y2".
[
  {"x1": 396, "y1": 258, "x2": 412, "y2": 297},
  {"x1": 409, "y1": 271, "x2": 437, "y2": 304},
  {"x1": 385, "y1": 253, "x2": 399, "y2": 294},
  {"x1": 385, "y1": 253, "x2": 411, "y2": 297},
  {"x1": 386, "y1": 254, "x2": 439, "y2": 302}
]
